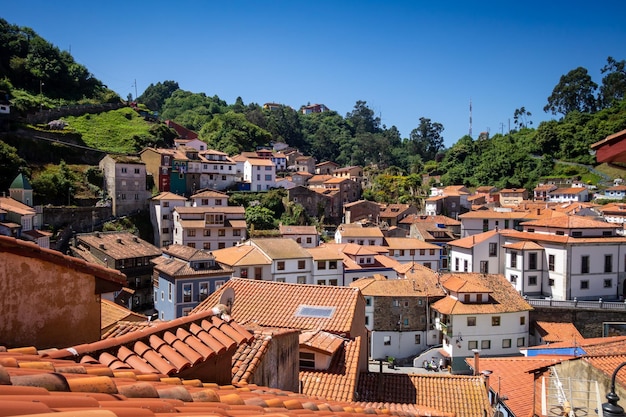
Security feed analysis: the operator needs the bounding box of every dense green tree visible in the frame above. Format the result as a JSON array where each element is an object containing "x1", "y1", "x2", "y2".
[
  {"x1": 513, "y1": 107, "x2": 533, "y2": 129},
  {"x1": 0, "y1": 140, "x2": 27, "y2": 191},
  {"x1": 265, "y1": 105, "x2": 305, "y2": 150},
  {"x1": 544, "y1": 67, "x2": 598, "y2": 116},
  {"x1": 199, "y1": 111, "x2": 272, "y2": 155},
  {"x1": 345, "y1": 100, "x2": 381, "y2": 134},
  {"x1": 599, "y1": 56, "x2": 626, "y2": 109},
  {"x1": 407, "y1": 117, "x2": 444, "y2": 162},
  {"x1": 245, "y1": 205, "x2": 276, "y2": 230},
  {"x1": 161, "y1": 90, "x2": 226, "y2": 131},
  {"x1": 137, "y1": 80, "x2": 179, "y2": 112}
]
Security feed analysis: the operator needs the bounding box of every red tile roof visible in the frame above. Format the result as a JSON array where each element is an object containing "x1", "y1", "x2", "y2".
[
  {"x1": 194, "y1": 279, "x2": 362, "y2": 336},
  {"x1": 42, "y1": 310, "x2": 254, "y2": 377},
  {"x1": 535, "y1": 321, "x2": 584, "y2": 343},
  {"x1": 356, "y1": 373, "x2": 492, "y2": 417},
  {"x1": 465, "y1": 356, "x2": 564, "y2": 417}
]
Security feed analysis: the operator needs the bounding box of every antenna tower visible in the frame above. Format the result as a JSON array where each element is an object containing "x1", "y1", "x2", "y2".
[{"x1": 469, "y1": 98, "x2": 473, "y2": 138}]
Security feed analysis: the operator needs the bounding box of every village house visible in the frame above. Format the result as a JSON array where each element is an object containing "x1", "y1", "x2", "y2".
[
  {"x1": 425, "y1": 185, "x2": 471, "y2": 218},
  {"x1": 600, "y1": 184, "x2": 626, "y2": 200},
  {"x1": 384, "y1": 236, "x2": 442, "y2": 270},
  {"x1": 343, "y1": 199, "x2": 380, "y2": 224},
  {"x1": 1, "y1": 175, "x2": 50, "y2": 248},
  {"x1": 335, "y1": 222, "x2": 385, "y2": 245},
  {"x1": 172, "y1": 204, "x2": 247, "y2": 250},
  {"x1": 305, "y1": 244, "x2": 345, "y2": 285},
  {"x1": 448, "y1": 215, "x2": 626, "y2": 300},
  {"x1": 547, "y1": 185, "x2": 589, "y2": 203},
  {"x1": 534, "y1": 183, "x2": 558, "y2": 201},
  {"x1": 70, "y1": 231, "x2": 162, "y2": 310},
  {"x1": 294, "y1": 155, "x2": 316, "y2": 173},
  {"x1": 315, "y1": 160, "x2": 339, "y2": 174},
  {"x1": 432, "y1": 272, "x2": 532, "y2": 373},
  {"x1": 0, "y1": 235, "x2": 125, "y2": 348},
  {"x1": 300, "y1": 103, "x2": 329, "y2": 114},
  {"x1": 499, "y1": 188, "x2": 529, "y2": 206},
  {"x1": 243, "y1": 157, "x2": 276, "y2": 191},
  {"x1": 150, "y1": 191, "x2": 188, "y2": 247},
  {"x1": 99, "y1": 154, "x2": 151, "y2": 216},
  {"x1": 378, "y1": 203, "x2": 417, "y2": 227},
  {"x1": 458, "y1": 206, "x2": 566, "y2": 237},
  {"x1": 279, "y1": 224, "x2": 319, "y2": 247},
  {"x1": 152, "y1": 244, "x2": 233, "y2": 320},
  {"x1": 350, "y1": 270, "x2": 444, "y2": 362}
]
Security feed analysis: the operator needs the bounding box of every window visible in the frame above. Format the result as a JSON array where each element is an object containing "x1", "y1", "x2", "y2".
[
  {"x1": 161, "y1": 291, "x2": 164, "y2": 301},
  {"x1": 464, "y1": 294, "x2": 470, "y2": 302},
  {"x1": 240, "y1": 268, "x2": 248, "y2": 278},
  {"x1": 134, "y1": 168, "x2": 140, "y2": 174},
  {"x1": 420, "y1": 249, "x2": 425, "y2": 256},
  {"x1": 187, "y1": 229, "x2": 196, "y2": 237},
  {"x1": 369, "y1": 240, "x2": 376, "y2": 245},
  {"x1": 218, "y1": 229, "x2": 225, "y2": 237},
  {"x1": 482, "y1": 219, "x2": 489, "y2": 232},
  {"x1": 203, "y1": 242, "x2": 210, "y2": 250},
  {"x1": 182, "y1": 307, "x2": 192, "y2": 316},
  {"x1": 297, "y1": 275, "x2": 306, "y2": 284},
  {"x1": 430, "y1": 249, "x2": 435, "y2": 255},
  {"x1": 510, "y1": 251, "x2": 517, "y2": 268},
  {"x1": 317, "y1": 260, "x2": 326, "y2": 270},
  {"x1": 163, "y1": 202, "x2": 169, "y2": 208},
  {"x1": 605, "y1": 254, "x2": 613, "y2": 273},
  {"x1": 365, "y1": 297, "x2": 372, "y2": 306},
  {"x1": 481, "y1": 340, "x2": 491, "y2": 349},
  {"x1": 215, "y1": 199, "x2": 222, "y2": 205},
  {"x1": 510, "y1": 274, "x2": 517, "y2": 284},
  {"x1": 201, "y1": 198, "x2": 209, "y2": 205},
  {"x1": 604, "y1": 279, "x2": 613, "y2": 288},
  {"x1": 467, "y1": 317, "x2": 476, "y2": 326},
  {"x1": 468, "y1": 340, "x2": 478, "y2": 350},
  {"x1": 529, "y1": 275, "x2": 537, "y2": 286},
  {"x1": 215, "y1": 280, "x2": 224, "y2": 290},
  {"x1": 424, "y1": 262, "x2": 431, "y2": 269},
  {"x1": 203, "y1": 229, "x2": 211, "y2": 237},
  {"x1": 383, "y1": 336, "x2": 391, "y2": 346},
  {"x1": 517, "y1": 337, "x2": 525, "y2": 347},
  {"x1": 317, "y1": 280, "x2": 326, "y2": 285},
  {"x1": 307, "y1": 237, "x2": 312, "y2": 244},
  {"x1": 455, "y1": 258, "x2": 459, "y2": 271},
  {"x1": 218, "y1": 242, "x2": 225, "y2": 249},
  {"x1": 168, "y1": 282, "x2": 172, "y2": 301},
  {"x1": 572, "y1": 231, "x2": 582, "y2": 237},
  {"x1": 121, "y1": 167, "x2": 127, "y2": 173},
  {"x1": 548, "y1": 278, "x2": 555, "y2": 286},
  {"x1": 529, "y1": 253, "x2": 537, "y2": 270},
  {"x1": 365, "y1": 316, "x2": 369, "y2": 325},
  {"x1": 161, "y1": 227, "x2": 169, "y2": 234},
  {"x1": 489, "y1": 242, "x2": 497, "y2": 257},
  {"x1": 502, "y1": 339, "x2": 511, "y2": 348},
  {"x1": 415, "y1": 334, "x2": 421, "y2": 344},
  {"x1": 298, "y1": 260, "x2": 306, "y2": 269},
  {"x1": 480, "y1": 261, "x2": 488, "y2": 273},
  {"x1": 549, "y1": 254, "x2": 555, "y2": 271},
  {"x1": 187, "y1": 242, "x2": 196, "y2": 248},
  {"x1": 199, "y1": 282, "x2": 209, "y2": 301},
  {"x1": 265, "y1": 174, "x2": 272, "y2": 181},
  {"x1": 182, "y1": 283, "x2": 192, "y2": 303},
  {"x1": 299, "y1": 351, "x2": 315, "y2": 369},
  {"x1": 463, "y1": 260, "x2": 468, "y2": 272},
  {"x1": 580, "y1": 280, "x2": 589, "y2": 289},
  {"x1": 233, "y1": 229, "x2": 241, "y2": 236},
  {"x1": 329, "y1": 261, "x2": 337, "y2": 269},
  {"x1": 329, "y1": 279, "x2": 337, "y2": 286},
  {"x1": 404, "y1": 301, "x2": 409, "y2": 307},
  {"x1": 276, "y1": 261, "x2": 285, "y2": 271},
  {"x1": 492, "y1": 316, "x2": 501, "y2": 326},
  {"x1": 162, "y1": 214, "x2": 169, "y2": 220},
  {"x1": 581, "y1": 255, "x2": 589, "y2": 274}
]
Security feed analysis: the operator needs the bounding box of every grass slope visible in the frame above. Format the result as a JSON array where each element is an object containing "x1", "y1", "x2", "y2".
[{"x1": 63, "y1": 107, "x2": 154, "y2": 154}]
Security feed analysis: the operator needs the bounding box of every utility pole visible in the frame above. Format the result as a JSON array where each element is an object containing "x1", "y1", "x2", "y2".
[
  {"x1": 39, "y1": 80, "x2": 44, "y2": 111},
  {"x1": 133, "y1": 79, "x2": 138, "y2": 101}
]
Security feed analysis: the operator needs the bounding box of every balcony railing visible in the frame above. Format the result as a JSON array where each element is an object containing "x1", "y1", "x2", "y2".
[{"x1": 526, "y1": 297, "x2": 626, "y2": 311}]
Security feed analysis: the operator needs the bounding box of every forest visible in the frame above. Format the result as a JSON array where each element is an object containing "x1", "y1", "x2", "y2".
[{"x1": 2, "y1": 17, "x2": 626, "y2": 200}]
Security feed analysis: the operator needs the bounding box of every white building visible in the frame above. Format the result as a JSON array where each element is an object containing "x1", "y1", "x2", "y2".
[
  {"x1": 384, "y1": 237, "x2": 442, "y2": 270},
  {"x1": 306, "y1": 245, "x2": 345, "y2": 286},
  {"x1": 150, "y1": 192, "x2": 188, "y2": 247},
  {"x1": 243, "y1": 158, "x2": 276, "y2": 191},
  {"x1": 172, "y1": 205, "x2": 247, "y2": 250},
  {"x1": 335, "y1": 223, "x2": 384, "y2": 246},
  {"x1": 432, "y1": 273, "x2": 532, "y2": 373}
]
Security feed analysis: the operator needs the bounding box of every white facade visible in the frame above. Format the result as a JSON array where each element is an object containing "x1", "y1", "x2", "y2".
[
  {"x1": 172, "y1": 206, "x2": 247, "y2": 250},
  {"x1": 244, "y1": 159, "x2": 276, "y2": 191},
  {"x1": 150, "y1": 193, "x2": 188, "y2": 247}
]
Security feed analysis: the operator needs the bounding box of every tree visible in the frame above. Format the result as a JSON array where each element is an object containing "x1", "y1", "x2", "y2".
[
  {"x1": 407, "y1": 117, "x2": 444, "y2": 162},
  {"x1": 544, "y1": 67, "x2": 598, "y2": 116},
  {"x1": 245, "y1": 205, "x2": 276, "y2": 230},
  {"x1": 137, "y1": 80, "x2": 179, "y2": 112},
  {"x1": 345, "y1": 100, "x2": 381, "y2": 134},
  {"x1": 0, "y1": 140, "x2": 26, "y2": 192},
  {"x1": 513, "y1": 107, "x2": 533, "y2": 129},
  {"x1": 599, "y1": 56, "x2": 626, "y2": 109}
]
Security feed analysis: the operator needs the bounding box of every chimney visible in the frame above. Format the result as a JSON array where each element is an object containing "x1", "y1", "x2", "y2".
[{"x1": 473, "y1": 349, "x2": 480, "y2": 376}]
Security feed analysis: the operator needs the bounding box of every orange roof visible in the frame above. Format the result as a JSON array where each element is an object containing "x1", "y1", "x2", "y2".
[
  {"x1": 443, "y1": 274, "x2": 492, "y2": 293},
  {"x1": 448, "y1": 230, "x2": 498, "y2": 249},
  {"x1": 465, "y1": 356, "x2": 564, "y2": 417},
  {"x1": 43, "y1": 310, "x2": 255, "y2": 376},
  {"x1": 100, "y1": 299, "x2": 147, "y2": 332},
  {"x1": 300, "y1": 330, "x2": 345, "y2": 356},
  {"x1": 0, "y1": 348, "x2": 425, "y2": 417},
  {"x1": 400, "y1": 214, "x2": 461, "y2": 226},
  {"x1": 432, "y1": 273, "x2": 533, "y2": 315},
  {"x1": 584, "y1": 354, "x2": 626, "y2": 391},
  {"x1": 356, "y1": 373, "x2": 491, "y2": 417},
  {"x1": 350, "y1": 272, "x2": 444, "y2": 297},
  {"x1": 535, "y1": 321, "x2": 584, "y2": 343},
  {"x1": 195, "y1": 279, "x2": 362, "y2": 335},
  {"x1": 502, "y1": 240, "x2": 544, "y2": 250},
  {"x1": 384, "y1": 237, "x2": 440, "y2": 250},
  {"x1": 151, "y1": 191, "x2": 188, "y2": 201},
  {"x1": 300, "y1": 336, "x2": 362, "y2": 402},
  {"x1": 521, "y1": 215, "x2": 615, "y2": 229},
  {"x1": 212, "y1": 245, "x2": 272, "y2": 266}
]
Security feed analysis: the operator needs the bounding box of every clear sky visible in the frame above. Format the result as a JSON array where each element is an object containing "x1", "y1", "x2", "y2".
[{"x1": 4, "y1": 1, "x2": 626, "y2": 147}]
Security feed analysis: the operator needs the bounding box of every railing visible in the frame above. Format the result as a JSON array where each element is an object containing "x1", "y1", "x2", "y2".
[{"x1": 526, "y1": 297, "x2": 626, "y2": 310}]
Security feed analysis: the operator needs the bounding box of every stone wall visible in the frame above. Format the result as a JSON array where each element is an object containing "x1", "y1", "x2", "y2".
[{"x1": 530, "y1": 306, "x2": 626, "y2": 338}]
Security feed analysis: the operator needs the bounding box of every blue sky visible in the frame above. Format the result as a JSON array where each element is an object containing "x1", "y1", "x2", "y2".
[{"x1": 4, "y1": 1, "x2": 626, "y2": 147}]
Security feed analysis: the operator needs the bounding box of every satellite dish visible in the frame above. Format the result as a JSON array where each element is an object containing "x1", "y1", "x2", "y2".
[{"x1": 219, "y1": 287, "x2": 235, "y2": 309}]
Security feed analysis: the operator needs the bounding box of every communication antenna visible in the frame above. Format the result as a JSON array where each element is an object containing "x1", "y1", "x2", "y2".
[{"x1": 469, "y1": 98, "x2": 473, "y2": 138}]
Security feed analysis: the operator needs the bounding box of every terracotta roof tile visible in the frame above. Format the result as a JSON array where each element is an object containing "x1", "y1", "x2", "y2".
[
  {"x1": 448, "y1": 230, "x2": 499, "y2": 249},
  {"x1": 350, "y1": 272, "x2": 444, "y2": 297},
  {"x1": 356, "y1": 373, "x2": 491, "y2": 417},
  {"x1": 432, "y1": 273, "x2": 533, "y2": 315},
  {"x1": 535, "y1": 321, "x2": 584, "y2": 343},
  {"x1": 100, "y1": 300, "x2": 148, "y2": 333},
  {"x1": 43, "y1": 310, "x2": 253, "y2": 377},
  {"x1": 194, "y1": 279, "x2": 361, "y2": 336}
]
